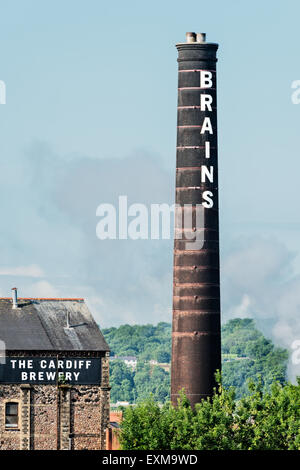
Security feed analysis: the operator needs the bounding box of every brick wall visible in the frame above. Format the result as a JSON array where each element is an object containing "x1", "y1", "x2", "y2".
[
  {"x1": 0, "y1": 352, "x2": 110, "y2": 450},
  {"x1": 106, "y1": 411, "x2": 123, "y2": 450}
]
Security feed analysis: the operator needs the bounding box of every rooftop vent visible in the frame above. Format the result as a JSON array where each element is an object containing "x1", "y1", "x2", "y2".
[
  {"x1": 12, "y1": 288, "x2": 18, "y2": 309},
  {"x1": 66, "y1": 311, "x2": 70, "y2": 329}
]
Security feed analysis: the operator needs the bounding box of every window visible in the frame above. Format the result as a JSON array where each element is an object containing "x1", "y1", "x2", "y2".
[{"x1": 5, "y1": 402, "x2": 19, "y2": 429}]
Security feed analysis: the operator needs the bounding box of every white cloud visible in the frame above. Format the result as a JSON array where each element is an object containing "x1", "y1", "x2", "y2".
[
  {"x1": 272, "y1": 321, "x2": 294, "y2": 346},
  {"x1": 0, "y1": 264, "x2": 44, "y2": 278},
  {"x1": 231, "y1": 294, "x2": 252, "y2": 318},
  {"x1": 222, "y1": 236, "x2": 300, "y2": 382},
  {"x1": 29, "y1": 280, "x2": 59, "y2": 297}
]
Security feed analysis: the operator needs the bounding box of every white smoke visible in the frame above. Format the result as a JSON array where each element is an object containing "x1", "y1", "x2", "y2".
[{"x1": 222, "y1": 236, "x2": 300, "y2": 381}]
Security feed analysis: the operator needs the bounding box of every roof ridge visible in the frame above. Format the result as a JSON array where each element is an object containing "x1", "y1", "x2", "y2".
[{"x1": 0, "y1": 297, "x2": 84, "y2": 301}]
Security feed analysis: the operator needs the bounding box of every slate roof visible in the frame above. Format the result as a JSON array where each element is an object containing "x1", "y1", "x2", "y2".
[{"x1": 0, "y1": 298, "x2": 109, "y2": 352}]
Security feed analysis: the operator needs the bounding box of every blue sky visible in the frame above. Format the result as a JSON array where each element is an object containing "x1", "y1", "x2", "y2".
[{"x1": 0, "y1": 1, "x2": 299, "y2": 376}]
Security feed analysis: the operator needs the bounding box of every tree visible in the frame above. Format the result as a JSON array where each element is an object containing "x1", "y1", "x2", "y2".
[
  {"x1": 134, "y1": 362, "x2": 170, "y2": 403},
  {"x1": 104, "y1": 318, "x2": 289, "y2": 403},
  {"x1": 109, "y1": 360, "x2": 135, "y2": 403},
  {"x1": 222, "y1": 319, "x2": 288, "y2": 398},
  {"x1": 120, "y1": 377, "x2": 300, "y2": 450}
]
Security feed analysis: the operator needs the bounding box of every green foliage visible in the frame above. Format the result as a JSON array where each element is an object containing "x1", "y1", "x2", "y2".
[
  {"x1": 103, "y1": 322, "x2": 171, "y2": 361},
  {"x1": 120, "y1": 378, "x2": 300, "y2": 450},
  {"x1": 109, "y1": 360, "x2": 170, "y2": 404},
  {"x1": 103, "y1": 322, "x2": 171, "y2": 404},
  {"x1": 104, "y1": 318, "x2": 289, "y2": 403},
  {"x1": 221, "y1": 319, "x2": 288, "y2": 398},
  {"x1": 134, "y1": 362, "x2": 170, "y2": 403},
  {"x1": 109, "y1": 360, "x2": 135, "y2": 403}
]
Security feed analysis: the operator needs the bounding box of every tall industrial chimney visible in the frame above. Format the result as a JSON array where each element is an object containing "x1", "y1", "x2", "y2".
[{"x1": 171, "y1": 32, "x2": 221, "y2": 407}]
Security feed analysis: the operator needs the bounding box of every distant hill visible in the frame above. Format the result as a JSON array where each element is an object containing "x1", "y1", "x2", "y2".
[
  {"x1": 221, "y1": 318, "x2": 288, "y2": 397},
  {"x1": 103, "y1": 322, "x2": 171, "y2": 362},
  {"x1": 103, "y1": 318, "x2": 288, "y2": 403}
]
